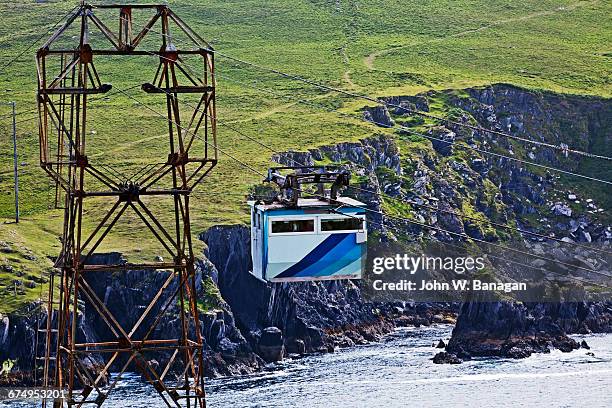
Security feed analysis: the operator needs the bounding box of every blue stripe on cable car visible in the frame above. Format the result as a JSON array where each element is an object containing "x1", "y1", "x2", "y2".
[
  {"x1": 293, "y1": 235, "x2": 359, "y2": 278},
  {"x1": 308, "y1": 243, "x2": 362, "y2": 277},
  {"x1": 274, "y1": 233, "x2": 355, "y2": 278}
]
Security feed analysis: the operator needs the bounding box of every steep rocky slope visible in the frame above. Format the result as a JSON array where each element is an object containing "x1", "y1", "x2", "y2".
[
  {"x1": 365, "y1": 84, "x2": 612, "y2": 360},
  {"x1": 0, "y1": 246, "x2": 453, "y2": 381}
]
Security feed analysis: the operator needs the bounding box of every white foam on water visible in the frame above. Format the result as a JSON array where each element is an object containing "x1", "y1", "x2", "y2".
[{"x1": 296, "y1": 368, "x2": 612, "y2": 387}]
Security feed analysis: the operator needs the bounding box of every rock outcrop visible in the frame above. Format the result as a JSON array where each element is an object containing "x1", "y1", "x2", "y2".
[
  {"x1": 432, "y1": 351, "x2": 462, "y2": 364},
  {"x1": 363, "y1": 105, "x2": 394, "y2": 127},
  {"x1": 265, "y1": 84, "x2": 612, "y2": 363},
  {"x1": 443, "y1": 301, "x2": 612, "y2": 362}
]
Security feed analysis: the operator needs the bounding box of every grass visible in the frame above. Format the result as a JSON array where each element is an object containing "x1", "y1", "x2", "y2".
[{"x1": 0, "y1": 0, "x2": 610, "y2": 312}]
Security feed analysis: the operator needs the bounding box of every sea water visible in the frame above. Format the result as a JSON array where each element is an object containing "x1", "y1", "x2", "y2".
[{"x1": 3, "y1": 325, "x2": 611, "y2": 407}]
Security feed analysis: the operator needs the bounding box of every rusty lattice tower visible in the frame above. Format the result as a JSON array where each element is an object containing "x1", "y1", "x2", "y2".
[{"x1": 36, "y1": 3, "x2": 216, "y2": 406}]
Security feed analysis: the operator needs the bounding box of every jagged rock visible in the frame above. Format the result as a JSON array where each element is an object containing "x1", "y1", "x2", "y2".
[
  {"x1": 580, "y1": 340, "x2": 590, "y2": 350},
  {"x1": 209, "y1": 317, "x2": 226, "y2": 348},
  {"x1": 363, "y1": 106, "x2": 394, "y2": 127},
  {"x1": 447, "y1": 301, "x2": 610, "y2": 360},
  {"x1": 0, "y1": 301, "x2": 103, "y2": 384},
  {"x1": 392, "y1": 101, "x2": 417, "y2": 115},
  {"x1": 432, "y1": 352, "x2": 462, "y2": 364},
  {"x1": 387, "y1": 95, "x2": 429, "y2": 113},
  {"x1": 470, "y1": 158, "x2": 487, "y2": 174},
  {"x1": 309, "y1": 149, "x2": 323, "y2": 161},
  {"x1": 272, "y1": 150, "x2": 315, "y2": 167},
  {"x1": 578, "y1": 230, "x2": 592, "y2": 243},
  {"x1": 554, "y1": 337, "x2": 579, "y2": 353},
  {"x1": 436, "y1": 339, "x2": 446, "y2": 348},
  {"x1": 429, "y1": 128, "x2": 456, "y2": 156},
  {"x1": 38, "y1": 252, "x2": 266, "y2": 379},
  {"x1": 551, "y1": 202, "x2": 572, "y2": 217}
]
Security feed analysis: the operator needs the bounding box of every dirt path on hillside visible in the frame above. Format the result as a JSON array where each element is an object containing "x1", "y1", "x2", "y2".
[{"x1": 363, "y1": 1, "x2": 596, "y2": 71}]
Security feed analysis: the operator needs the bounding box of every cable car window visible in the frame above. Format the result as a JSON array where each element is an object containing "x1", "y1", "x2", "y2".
[
  {"x1": 271, "y1": 219, "x2": 315, "y2": 233},
  {"x1": 321, "y1": 218, "x2": 363, "y2": 231}
]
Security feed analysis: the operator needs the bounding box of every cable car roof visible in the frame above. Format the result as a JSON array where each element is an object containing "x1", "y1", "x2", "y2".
[{"x1": 248, "y1": 196, "x2": 366, "y2": 211}]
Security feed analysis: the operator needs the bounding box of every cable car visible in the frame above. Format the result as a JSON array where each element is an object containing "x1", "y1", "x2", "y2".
[{"x1": 249, "y1": 166, "x2": 367, "y2": 282}]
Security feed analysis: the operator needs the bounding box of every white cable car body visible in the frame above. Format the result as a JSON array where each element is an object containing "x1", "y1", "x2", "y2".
[{"x1": 248, "y1": 196, "x2": 367, "y2": 282}]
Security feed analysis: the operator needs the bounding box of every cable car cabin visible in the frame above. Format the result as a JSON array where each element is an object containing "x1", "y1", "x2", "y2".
[{"x1": 248, "y1": 196, "x2": 367, "y2": 282}]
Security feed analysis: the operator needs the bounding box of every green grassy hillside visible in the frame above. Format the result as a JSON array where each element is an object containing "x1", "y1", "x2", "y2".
[{"x1": 0, "y1": 0, "x2": 610, "y2": 311}]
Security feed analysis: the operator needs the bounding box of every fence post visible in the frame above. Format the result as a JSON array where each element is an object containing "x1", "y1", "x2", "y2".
[{"x1": 10, "y1": 101, "x2": 19, "y2": 223}]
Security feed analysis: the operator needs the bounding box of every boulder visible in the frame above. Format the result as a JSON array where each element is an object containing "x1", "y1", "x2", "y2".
[
  {"x1": 363, "y1": 106, "x2": 394, "y2": 128},
  {"x1": 257, "y1": 327, "x2": 284, "y2": 362},
  {"x1": 554, "y1": 337, "x2": 579, "y2": 353},
  {"x1": 551, "y1": 203, "x2": 572, "y2": 217},
  {"x1": 430, "y1": 128, "x2": 456, "y2": 156},
  {"x1": 432, "y1": 352, "x2": 462, "y2": 364},
  {"x1": 285, "y1": 338, "x2": 306, "y2": 355}
]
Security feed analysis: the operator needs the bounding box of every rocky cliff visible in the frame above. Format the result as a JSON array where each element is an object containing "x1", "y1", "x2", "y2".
[
  {"x1": 1, "y1": 83, "x2": 610, "y2": 381},
  {"x1": 0, "y1": 241, "x2": 454, "y2": 383},
  {"x1": 0, "y1": 214, "x2": 455, "y2": 384}
]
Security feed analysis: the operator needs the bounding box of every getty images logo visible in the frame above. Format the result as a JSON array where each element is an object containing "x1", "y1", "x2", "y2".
[{"x1": 371, "y1": 254, "x2": 486, "y2": 275}]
